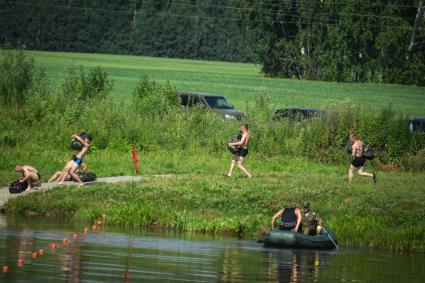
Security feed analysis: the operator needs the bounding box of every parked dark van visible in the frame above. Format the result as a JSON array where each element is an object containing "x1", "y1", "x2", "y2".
[
  {"x1": 409, "y1": 118, "x2": 425, "y2": 134},
  {"x1": 272, "y1": 108, "x2": 325, "y2": 121},
  {"x1": 177, "y1": 92, "x2": 245, "y2": 120}
]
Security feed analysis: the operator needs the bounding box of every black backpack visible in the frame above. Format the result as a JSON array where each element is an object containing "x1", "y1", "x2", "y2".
[
  {"x1": 9, "y1": 180, "x2": 28, "y2": 194},
  {"x1": 70, "y1": 131, "x2": 93, "y2": 150},
  {"x1": 76, "y1": 172, "x2": 97, "y2": 182},
  {"x1": 363, "y1": 147, "x2": 376, "y2": 160},
  {"x1": 71, "y1": 140, "x2": 83, "y2": 150},
  {"x1": 227, "y1": 133, "x2": 242, "y2": 154}
]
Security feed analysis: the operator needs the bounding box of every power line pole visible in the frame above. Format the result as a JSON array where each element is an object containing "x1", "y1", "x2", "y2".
[
  {"x1": 132, "y1": 0, "x2": 138, "y2": 29},
  {"x1": 408, "y1": 0, "x2": 423, "y2": 52}
]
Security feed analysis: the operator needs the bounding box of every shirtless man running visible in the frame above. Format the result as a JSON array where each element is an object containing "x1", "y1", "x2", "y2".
[
  {"x1": 348, "y1": 132, "x2": 376, "y2": 183},
  {"x1": 227, "y1": 124, "x2": 252, "y2": 178}
]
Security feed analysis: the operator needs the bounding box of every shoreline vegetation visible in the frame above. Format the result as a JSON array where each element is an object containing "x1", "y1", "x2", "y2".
[
  {"x1": 1, "y1": 49, "x2": 425, "y2": 252},
  {"x1": 4, "y1": 154, "x2": 425, "y2": 252}
]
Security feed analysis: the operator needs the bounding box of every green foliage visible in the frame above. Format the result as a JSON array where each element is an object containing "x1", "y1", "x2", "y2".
[
  {"x1": 133, "y1": 76, "x2": 179, "y2": 118},
  {"x1": 0, "y1": 51, "x2": 423, "y2": 169},
  {"x1": 0, "y1": 0, "x2": 254, "y2": 63},
  {"x1": 63, "y1": 65, "x2": 112, "y2": 102},
  {"x1": 401, "y1": 148, "x2": 425, "y2": 171},
  {"x1": 233, "y1": 0, "x2": 425, "y2": 85},
  {"x1": 0, "y1": 48, "x2": 47, "y2": 105}
]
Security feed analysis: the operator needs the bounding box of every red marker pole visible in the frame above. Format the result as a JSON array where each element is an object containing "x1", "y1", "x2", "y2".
[{"x1": 132, "y1": 144, "x2": 139, "y2": 174}]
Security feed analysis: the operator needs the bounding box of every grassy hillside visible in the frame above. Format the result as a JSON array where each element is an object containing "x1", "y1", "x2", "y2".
[{"x1": 28, "y1": 51, "x2": 425, "y2": 117}]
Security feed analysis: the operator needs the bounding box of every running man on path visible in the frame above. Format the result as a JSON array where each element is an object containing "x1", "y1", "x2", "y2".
[{"x1": 348, "y1": 132, "x2": 376, "y2": 183}]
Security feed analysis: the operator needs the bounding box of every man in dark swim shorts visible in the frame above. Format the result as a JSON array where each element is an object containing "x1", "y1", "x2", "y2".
[
  {"x1": 227, "y1": 124, "x2": 252, "y2": 178},
  {"x1": 237, "y1": 148, "x2": 249, "y2": 158},
  {"x1": 348, "y1": 132, "x2": 376, "y2": 183},
  {"x1": 58, "y1": 133, "x2": 92, "y2": 186}
]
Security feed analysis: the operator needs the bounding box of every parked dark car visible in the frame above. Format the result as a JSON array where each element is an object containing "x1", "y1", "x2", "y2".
[
  {"x1": 272, "y1": 108, "x2": 325, "y2": 121},
  {"x1": 409, "y1": 118, "x2": 425, "y2": 134},
  {"x1": 177, "y1": 92, "x2": 245, "y2": 120}
]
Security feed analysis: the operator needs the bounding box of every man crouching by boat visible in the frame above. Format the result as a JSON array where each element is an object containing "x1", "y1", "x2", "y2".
[
  {"x1": 302, "y1": 202, "x2": 323, "y2": 235},
  {"x1": 271, "y1": 205, "x2": 302, "y2": 232}
]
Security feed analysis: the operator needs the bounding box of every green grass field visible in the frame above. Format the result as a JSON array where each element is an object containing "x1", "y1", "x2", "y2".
[
  {"x1": 2, "y1": 50, "x2": 425, "y2": 251},
  {"x1": 28, "y1": 50, "x2": 425, "y2": 117}
]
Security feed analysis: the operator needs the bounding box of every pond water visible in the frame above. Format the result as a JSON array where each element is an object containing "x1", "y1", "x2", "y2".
[{"x1": 0, "y1": 214, "x2": 423, "y2": 283}]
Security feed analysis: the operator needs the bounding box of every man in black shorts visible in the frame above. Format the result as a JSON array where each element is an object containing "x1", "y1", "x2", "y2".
[
  {"x1": 227, "y1": 124, "x2": 252, "y2": 178},
  {"x1": 348, "y1": 132, "x2": 376, "y2": 183}
]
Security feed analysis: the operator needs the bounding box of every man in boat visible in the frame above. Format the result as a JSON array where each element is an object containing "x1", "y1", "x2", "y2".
[
  {"x1": 302, "y1": 202, "x2": 323, "y2": 235},
  {"x1": 271, "y1": 205, "x2": 302, "y2": 232}
]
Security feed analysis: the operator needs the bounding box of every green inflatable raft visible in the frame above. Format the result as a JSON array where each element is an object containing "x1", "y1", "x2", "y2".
[{"x1": 264, "y1": 227, "x2": 338, "y2": 249}]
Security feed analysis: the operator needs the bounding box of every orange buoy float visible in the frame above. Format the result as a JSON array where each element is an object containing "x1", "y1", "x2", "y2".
[
  {"x1": 17, "y1": 259, "x2": 23, "y2": 267},
  {"x1": 2, "y1": 265, "x2": 9, "y2": 273},
  {"x1": 32, "y1": 252, "x2": 37, "y2": 259},
  {"x1": 39, "y1": 249, "x2": 44, "y2": 255}
]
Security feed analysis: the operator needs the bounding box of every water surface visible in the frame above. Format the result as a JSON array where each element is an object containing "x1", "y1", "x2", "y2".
[{"x1": 0, "y1": 215, "x2": 423, "y2": 282}]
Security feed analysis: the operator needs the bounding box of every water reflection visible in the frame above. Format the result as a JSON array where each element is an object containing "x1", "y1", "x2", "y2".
[
  {"x1": 0, "y1": 218, "x2": 423, "y2": 283},
  {"x1": 265, "y1": 249, "x2": 329, "y2": 283}
]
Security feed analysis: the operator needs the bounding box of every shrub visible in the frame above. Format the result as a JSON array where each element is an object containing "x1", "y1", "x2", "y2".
[
  {"x1": 63, "y1": 65, "x2": 112, "y2": 102},
  {"x1": 132, "y1": 76, "x2": 179, "y2": 118},
  {"x1": 0, "y1": 48, "x2": 47, "y2": 105},
  {"x1": 401, "y1": 149, "x2": 425, "y2": 171}
]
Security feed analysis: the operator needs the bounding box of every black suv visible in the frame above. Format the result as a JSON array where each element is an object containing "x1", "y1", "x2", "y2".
[
  {"x1": 177, "y1": 92, "x2": 245, "y2": 120},
  {"x1": 272, "y1": 108, "x2": 324, "y2": 121}
]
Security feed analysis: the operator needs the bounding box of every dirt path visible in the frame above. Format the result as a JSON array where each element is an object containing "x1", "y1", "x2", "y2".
[{"x1": 0, "y1": 175, "x2": 172, "y2": 211}]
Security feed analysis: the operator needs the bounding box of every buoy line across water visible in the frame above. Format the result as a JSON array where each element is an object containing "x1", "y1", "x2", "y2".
[{"x1": 1, "y1": 213, "x2": 108, "y2": 274}]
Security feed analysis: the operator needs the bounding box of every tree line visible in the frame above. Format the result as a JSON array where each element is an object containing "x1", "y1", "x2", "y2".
[
  {"x1": 0, "y1": 0, "x2": 254, "y2": 62},
  {"x1": 1, "y1": 0, "x2": 424, "y2": 85},
  {"x1": 232, "y1": 0, "x2": 425, "y2": 85}
]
